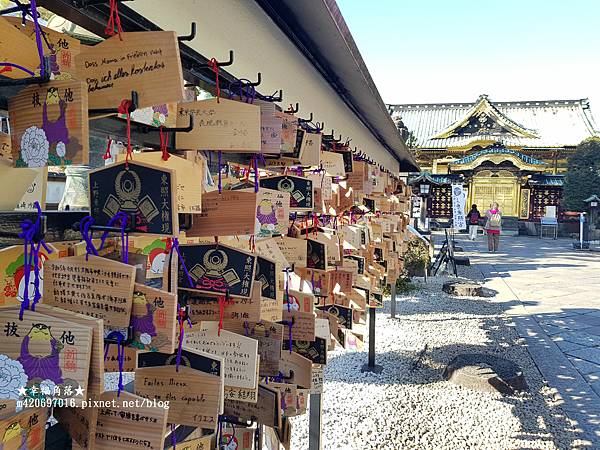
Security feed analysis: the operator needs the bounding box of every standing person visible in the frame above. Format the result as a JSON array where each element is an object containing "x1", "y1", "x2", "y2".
[
  {"x1": 467, "y1": 204, "x2": 481, "y2": 240},
  {"x1": 484, "y1": 202, "x2": 502, "y2": 252}
]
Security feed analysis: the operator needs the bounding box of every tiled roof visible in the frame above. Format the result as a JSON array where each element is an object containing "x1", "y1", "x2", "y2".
[
  {"x1": 388, "y1": 95, "x2": 599, "y2": 149},
  {"x1": 452, "y1": 147, "x2": 546, "y2": 166},
  {"x1": 528, "y1": 174, "x2": 565, "y2": 186}
]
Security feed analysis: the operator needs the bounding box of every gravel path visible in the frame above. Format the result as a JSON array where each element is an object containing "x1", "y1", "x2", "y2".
[{"x1": 290, "y1": 265, "x2": 591, "y2": 449}]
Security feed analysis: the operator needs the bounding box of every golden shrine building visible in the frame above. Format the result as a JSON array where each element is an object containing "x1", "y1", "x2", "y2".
[{"x1": 388, "y1": 94, "x2": 599, "y2": 230}]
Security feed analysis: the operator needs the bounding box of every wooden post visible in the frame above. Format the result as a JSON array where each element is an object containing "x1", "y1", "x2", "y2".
[
  {"x1": 361, "y1": 306, "x2": 383, "y2": 374},
  {"x1": 308, "y1": 393, "x2": 322, "y2": 450},
  {"x1": 390, "y1": 282, "x2": 397, "y2": 319}
]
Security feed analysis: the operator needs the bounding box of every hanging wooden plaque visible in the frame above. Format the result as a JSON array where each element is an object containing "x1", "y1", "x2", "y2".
[
  {"x1": 89, "y1": 160, "x2": 178, "y2": 235},
  {"x1": 222, "y1": 321, "x2": 283, "y2": 377},
  {"x1": 278, "y1": 112, "x2": 297, "y2": 154},
  {"x1": 299, "y1": 132, "x2": 321, "y2": 166},
  {"x1": 319, "y1": 151, "x2": 345, "y2": 177},
  {"x1": 176, "y1": 98, "x2": 261, "y2": 151},
  {"x1": 36, "y1": 304, "x2": 104, "y2": 397},
  {"x1": 255, "y1": 255, "x2": 278, "y2": 301},
  {"x1": 224, "y1": 384, "x2": 281, "y2": 429},
  {"x1": 259, "y1": 175, "x2": 314, "y2": 212},
  {"x1": 54, "y1": 402, "x2": 98, "y2": 449},
  {"x1": 116, "y1": 152, "x2": 202, "y2": 214},
  {"x1": 253, "y1": 188, "x2": 290, "y2": 240},
  {"x1": 9, "y1": 80, "x2": 89, "y2": 167},
  {"x1": 317, "y1": 304, "x2": 353, "y2": 330},
  {"x1": 186, "y1": 190, "x2": 256, "y2": 237},
  {"x1": 185, "y1": 322, "x2": 259, "y2": 390},
  {"x1": 4, "y1": 17, "x2": 81, "y2": 79},
  {"x1": 275, "y1": 237, "x2": 307, "y2": 269},
  {"x1": 104, "y1": 345, "x2": 137, "y2": 372},
  {"x1": 256, "y1": 99, "x2": 283, "y2": 154},
  {"x1": 177, "y1": 243, "x2": 256, "y2": 298},
  {"x1": 185, "y1": 290, "x2": 272, "y2": 323},
  {"x1": 0, "y1": 133, "x2": 11, "y2": 161},
  {"x1": 310, "y1": 365, "x2": 324, "y2": 394},
  {"x1": 281, "y1": 310, "x2": 316, "y2": 341},
  {"x1": 0, "y1": 17, "x2": 39, "y2": 79},
  {"x1": 42, "y1": 254, "x2": 135, "y2": 328},
  {"x1": 137, "y1": 347, "x2": 223, "y2": 378},
  {"x1": 14, "y1": 167, "x2": 48, "y2": 211},
  {"x1": 306, "y1": 239, "x2": 327, "y2": 271},
  {"x1": 0, "y1": 307, "x2": 93, "y2": 399},
  {"x1": 255, "y1": 238, "x2": 291, "y2": 270},
  {"x1": 129, "y1": 283, "x2": 177, "y2": 353},
  {"x1": 278, "y1": 351, "x2": 312, "y2": 389},
  {"x1": 282, "y1": 337, "x2": 327, "y2": 365},
  {"x1": 76, "y1": 31, "x2": 184, "y2": 109},
  {"x1": 135, "y1": 356, "x2": 223, "y2": 429},
  {"x1": 286, "y1": 289, "x2": 315, "y2": 313},
  {"x1": 0, "y1": 407, "x2": 47, "y2": 450},
  {"x1": 0, "y1": 244, "x2": 59, "y2": 308},
  {"x1": 92, "y1": 390, "x2": 169, "y2": 450}
]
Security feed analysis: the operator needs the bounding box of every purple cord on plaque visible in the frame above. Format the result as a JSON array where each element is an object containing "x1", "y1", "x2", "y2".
[
  {"x1": 29, "y1": 0, "x2": 46, "y2": 78},
  {"x1": 170, "y1": 423, "x2": 177, "y2": 449},
  {"x1": 103, "y1": 331, "x2": 125, "y2": 396},
  {"x1": 218, "y1": 151, "x2": 222, "y2": 193}
]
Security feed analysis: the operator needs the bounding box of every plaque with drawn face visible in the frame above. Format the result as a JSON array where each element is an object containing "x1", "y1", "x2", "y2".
[
  {"x1": 260, "y1": 175, "x2": 313, "y2": 212},
  {"x1": 177, "y1": 243, "x2": 256, "y2": 298},
  {"x1": 89, "y1": 160, "x2": 177, "y2": 235}
]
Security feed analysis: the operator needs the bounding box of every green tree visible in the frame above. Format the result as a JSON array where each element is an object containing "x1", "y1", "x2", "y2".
[{"x1": 562, "y1": 137, "x2": 600, "y2": 211}]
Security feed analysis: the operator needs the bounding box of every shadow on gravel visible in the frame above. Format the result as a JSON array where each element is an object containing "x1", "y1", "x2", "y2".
[{"x1": 325, "y1": 286, "x2": 591, "y2": 448}]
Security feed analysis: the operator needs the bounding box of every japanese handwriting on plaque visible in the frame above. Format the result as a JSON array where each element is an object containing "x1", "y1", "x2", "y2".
[
  {"x1": 42, "y1": 255, "x2": 135, "y2": 328},
  {"x1": 89, "y1": 161, "x2": 178, "y2": 235},
  {"x1": 8, "y1": 80, "x2": 89, "y2": 168},
  {"x1": 255, "y1": 256, "x2": 278, "y2": 301},
  {"x1": 75, "y1": 31, "x2": 185, "y2": 110},
  {"x1": 0, "y1": 307, "x2": 93, "y2": 400},
  {"x1": 259, "y1": 175, "x2": 314, "y2": 212},
  {"x1": 177, "y1": 243, "x2": 256, "y2": 298},
  {"x1": 185, "y1": 322, "x2": 259, "y2": 390}
]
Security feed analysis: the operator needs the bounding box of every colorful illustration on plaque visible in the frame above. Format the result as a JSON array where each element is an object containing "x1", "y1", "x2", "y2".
[
  {"x1": 120, "y1": 103, "x2": 175, "y2": 127},
  {"x1": 89, "y1": 161, "x2": 175, "y2": 235},
  {"x1": 178, "y1": 244, "x2": 256, "y2": 298},
  {"x1": 0, "y1": 408, "x2": 45, "y2": 450},
  {"x1": 0, "y1": 355, "x2": 27, "y2": 400},
  {"x1": 2, "y1": 251, "x2": 50, "y2": 305},
  {"x1": 17, "y1": 323, "x2": 63, "y2": 385},
  {"x1": 221, "y1": 435, "x2": 239, "y2": 450},
  {"x1": 9, "y1": 81, "x2": 88, "y2": 168},
  {"x1": 142, "y1": 238, "x2": 170, "y2": 276},
  {"x1": 256, "y1": 199, "x2": 277, "y2": 237}
]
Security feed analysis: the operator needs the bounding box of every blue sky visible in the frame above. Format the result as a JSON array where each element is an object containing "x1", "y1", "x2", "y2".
[{"x1": 338, "y1": 0, "x2": 600, "y2": 117}]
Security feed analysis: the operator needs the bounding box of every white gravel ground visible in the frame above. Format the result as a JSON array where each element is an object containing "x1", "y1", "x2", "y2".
[{"x1": 289, "y1": 265, "x2": 591, "y2": 450}]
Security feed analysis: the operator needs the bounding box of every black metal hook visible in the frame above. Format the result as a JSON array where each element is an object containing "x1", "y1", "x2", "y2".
[
  {"x1": 298, "y1": 112, "x2": 313, "y2": 124},
  {"x1": 89, "y1": 90, "x2": 138, "y2": 116},
  {"x1": 197, "y1": 50, "x2": 234, "y2": 68},
  {"x1": 285, "y1": 103, "x2": 299, "y2": 114},
  {"x1": 137, "y1": 116, "x2": 194, "y2": 134},
  {"x1": 257, "y1": 89, "x2": 283, "y2": 102},
  {"x1": 247, "y1": 72, "x2": 261, "y2": 87},
  {"x1": 178, "y1": 22, "x2": 197, "y2": 42}
]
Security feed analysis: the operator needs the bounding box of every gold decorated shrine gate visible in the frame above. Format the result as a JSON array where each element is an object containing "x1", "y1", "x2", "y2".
[{"x1": 469, "y1": 172, "x2": 519, "y2": 217}]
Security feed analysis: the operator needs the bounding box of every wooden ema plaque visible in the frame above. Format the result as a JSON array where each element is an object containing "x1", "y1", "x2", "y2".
[
  {"x1": 0, "y1": 133, "x2": 11, "y2": 161},
  {"x1": 129, "y1": 283, "x2": 177, "y2": 353},
  {"x1": 314, "y1": 231, "x2": 341, "y2": 267},
  {"x1": 177, "y1": 243, "x2": 256, "y2": 298},
  {"x1": 4, "y1": 17, "x2": 80, "y2": 79},
  {"x1": 252, "y1": 188, "x2": 290, "y2": 240},
  {"x1": 299, "y1": 131, "x2": 321, "y2": 166},
  {"x1": 42, "y1": 254, "x2": 135, "y2": 328},
  {"x1": 8, "y1": 80, "x2": 89, "y2": 168},
  {"x1": 176, "y1": 98, "x2": 261, "y2": 151},
  {"x1": 0, "y1": 17, "x2": 39, "y2": 79},
  {"x1": 55, "y1": 402, "x2": 98, "y2": 449},
  {"x1": 89, "y1": 160, "x2": 178, "y2": 235},
  {"x1": 276, "y1": 237, "x2": 307, "y2": 269},
  {"x1": 0, "y1": 244, "x2": 59, "y2": 308},
  {"x1": 283, "y1": 337, "x2": 327, "y2": 365},
  {"x1": 259, "y1": 175, "x2": 313, "y2": 212},
  {"x1": 306, "y1": 239, "x2": 327, "y2": 271},
  {"x1": 185, "y1": 322, "x2": 259, "y2": 390},
  {"x1": 116, "y1": 152, "x2": 202, "y2": 214},
  {"x1": 310, "y1": 364, "x2": 324, "y2": 394},
  {"x1": 92, "y1": 391, "x2": 169, "y2": 450},
  {"x1": 286, "y1": 289, "x2": 315, "y2": 313},
  {"x1": 0, "y1": 407, "x2": 46, "y2": 450},
  {"x1": 0, "y1": 307, "x2": 93, "y2": 399},
  {"x1": 135, "y1": 348, "x2": 223, "y2": 430},
  {"x1": 328, "y1": 268, "x2": 354, "y2": 293},
  {"x1": 281, "y1": 310, "x2": 316, "y2": 341},
  {"x1": 319, "y1": 151, "x2": 345, "y2": 177},
  {"x1": 186, "y1": 190, "x2": 257, "y2": 237},
  {"x1": 278, "y1": 112, "x2": 297, "y2": 154},
  {"x1": 317, "y1": 304, "x2": 353, "y2": 330},
  {"x1": 256, "y1": 99, "x2": 283, "y2": 154},
  {"x1": 224, "y1": 384, "x2": 281, "y2": 429},
  {"x1": 255, "y1": 255, "x2": 279, "y2": 302},
  {"x1": 35, "y1": 304, "x2": 104, "y2": 397},
  {"x1": 76, "y1": 31, "x2": 184, "y2": 109},
  {"x1": 222, "y1": 320, "x2": 283, "y2": 377},
  {"x1": 278, "y1": 351, "x2": 312, "y2": 389}
]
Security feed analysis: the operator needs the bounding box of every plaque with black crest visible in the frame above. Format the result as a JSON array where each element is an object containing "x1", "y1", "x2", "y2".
[
  {"x1": 177, "y1": 243, "x2": 256, "y2": 298},
  {"x1": 255, "y1": 255, "x2": 277, "y2": 301},
  {"x1": 317, "y1": 304, "x2": 353, "y2": 330},
  {"x1": 89, "y1": 160, "x2": 178, "y2": 235},
  {"x1": 138, "y1": 348, "x2": 222, "y2": 376},
  {"x1": 260, "y1": 175, "x2": 313, "y2": 212},
  {"x1": 282, "y1": 337, "x2": 327, "y2": 365},
  {"x1": 306, "y1": 238, "x2": 327, "y2": 271}
]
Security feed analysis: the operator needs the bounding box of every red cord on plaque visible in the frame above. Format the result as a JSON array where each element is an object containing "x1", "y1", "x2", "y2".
[
  {"x1": 102, "y1": 137, "x2": 113, "y2": 160},
  {"x1": 159, "y1": 126, "x2": 171, "y2": 161},
  {"x1": 217, "y1": 295, "x2": 233, "y2": 336},
  {"x1": 208, "y1": 58, "x2": 221, "y2": 103},
  {"x1": 105, "y1": 0, "x2": 123, "y2": 40},
  {"x1": 117, "y1": 99, "x2": 133, "y2": 166}
]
